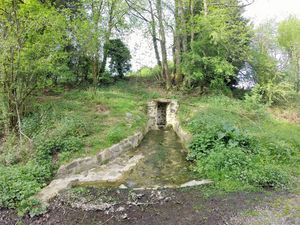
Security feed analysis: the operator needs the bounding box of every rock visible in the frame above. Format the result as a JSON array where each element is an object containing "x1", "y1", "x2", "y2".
[
  {"x1": 116, "y1": 206, "x2": 125, "y2": 212},
  {"x1": 180, "y1": 180, "x2": 213, "y2": 188},
  {"x1": 136, "y1": 193, "x2": 145, "y2": 199},
  {"x1": 164, "y1": 197, "x2": 172, "y2": 202},
  {"x1": 119, "y1": 184, "x2": 128, "y2": 189},
  {"x1": 121, "y1": 213, "x2": 128, "y2": 220},
  {"x1": 126, "y1": 112, "x2": 133, "y2": 120},
  {"x1": 125, "y1": 180, "x2": 136, "y2": 188}
]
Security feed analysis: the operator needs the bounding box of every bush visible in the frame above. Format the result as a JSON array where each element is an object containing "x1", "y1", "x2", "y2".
[
  {"x1": 0, "y1": 135, "x2": 32, "y2": 166},
  {"x1": 35, "y1": 136, "x2": 83, "y2": 162},
  {"x1": 265, "y1": 141, "x2": 296, "y2": 162},
  {"x1": 188, "y1": 122, "x2": 290, "y2": 190},
  {"x1": 0, "y1": 110, "x2": 87, "y2": 214},
  {"x1": 197, "y1": 147, "x2": 252, "y2": 180},
  {"x1": 188, "y1": 124, "x2": 255, "y2": 161},
  {"x1": 0, "y1": 161, "x2": 52, "y2": 211},
  {"x1": 244, "y1": 85, "x2": 264, "y2": 110},
  {"x1": 249, "y1": 165, "x2": 290, "y2": 189},
  {"x1": 99, "y1": 71, "x2": 115, "y2": 85}
]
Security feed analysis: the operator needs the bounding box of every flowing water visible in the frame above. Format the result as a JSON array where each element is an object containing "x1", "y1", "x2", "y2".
[{"x1": 80, "y1": 129, "x2": 195, "y2": 188}]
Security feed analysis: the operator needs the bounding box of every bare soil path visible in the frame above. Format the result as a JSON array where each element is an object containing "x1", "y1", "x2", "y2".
[{"x1": 1, "y1": 187, "x2": 299, "y2": 225}]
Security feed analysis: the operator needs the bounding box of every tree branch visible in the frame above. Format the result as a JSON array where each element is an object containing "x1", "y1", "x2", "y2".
[
  {"x1": 210, "y1": 0, "x2": 255, "y2": 8},
  {"x1": 124, "y1": 0, "x2": 150, "y2": 22}
]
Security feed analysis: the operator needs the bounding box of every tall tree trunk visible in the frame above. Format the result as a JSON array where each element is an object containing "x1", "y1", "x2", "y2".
[
  {"x1": 156, "y1": 0, "x2": 171, "y2": 89},
  {"x1": 203, "y1": 0, "x2": 208, "y2": 16},
  {"x1": 100, "y1": 0, "x2": 115, "y2": 76},
  {"x1": 174, "y1": 0, "x2": 182, "y2": 84},
  {"x1": 179, "y1": 0, "x2": 188, "y2": 53},
  {"x1": 149, "y1": 0, "x2": 162, "y2": 68},
  {"x1": 297, "y1": 58, "x2": 300, "y2": 92},
  {"x1": 91, "y1": 0, "x2": 103, "y2": 84},
  {"x1": 92, "y1": 56, "x2": 99, "y2": 86},
  {"x1": 190, "y1": 0, "x2": 195, "y2": 43}
]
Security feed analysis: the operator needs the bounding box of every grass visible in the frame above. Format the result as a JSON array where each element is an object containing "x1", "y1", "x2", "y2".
[
  {"x1": 178, "y1": 94, "x2": 300, "y2": 193},
  {"x1": 21, "y1": 79, "x2": 165, "y2": 164},
  {"x1": 1, "y1": 76, "x2": 300, "y2": 215},
  {"x1": 0, "y1": 78, "x2": 165, "y2": 214}
]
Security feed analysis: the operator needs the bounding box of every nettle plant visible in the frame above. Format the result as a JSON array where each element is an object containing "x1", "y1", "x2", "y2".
[{"x1": 187, "y1": 123, "x2": 291, "y2": 189}]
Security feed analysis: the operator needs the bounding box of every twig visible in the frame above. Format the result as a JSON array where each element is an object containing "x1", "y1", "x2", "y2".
[{"x1": 100, "y1": 215, "x2": 114, "y2": 225}]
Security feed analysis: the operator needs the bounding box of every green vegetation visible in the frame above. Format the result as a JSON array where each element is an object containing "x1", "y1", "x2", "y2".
[
  {"x1": 0, "y1": 80, "x2": 161, "y2": 215},
  {"x1": 180, "y1": 95, "x2": 300, "y2": 192},
  {"x1": 0, "y1": 0, "x2": 299, "y2": 219},
  {"x1": 182, "y1": 3, "x2": 251, "y2": 90},
  {"x1": 1, "y1": 77, "x2": 300, "y2": 215},
  {"x1": 105, "y1": 39, "x2": 132, "y2": 78}
]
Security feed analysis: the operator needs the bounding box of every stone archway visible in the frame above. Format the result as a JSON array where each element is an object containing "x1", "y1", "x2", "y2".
[
  {"x1": 148, "y1": 99, "x2": 178, "y2": 130},
  {"x1": 157, "y1": 102, "x2": 168, "y2": 127}
]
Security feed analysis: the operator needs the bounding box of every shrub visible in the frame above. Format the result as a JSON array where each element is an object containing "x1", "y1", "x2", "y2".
[
  {"x1": 244, "y1": 85, "x2": 265, "y2": 110},
  {"x1": 0, "y1": 111, "x2": 86, "y2": 214},
  {"x1": 265, "y1": 141, "x2": 296, "y2": 162},
  {"x1": 196, "y1": 147, "x2": 252, "y2": 180},
  {"x1": 99, "y1": 71, "x2": 115, "y2": 85},
  {"x1": 188, "y1": 124, "x2": 255, "y2": 161},
  {"x1": 0, "y1": 161, "x2": 52, "y2": 211},
  {"x1": 35, "y1": 136, "x2": 83, "y2": 163},
  {"x1": 248, "y1": 165, "x2": 290, "y2": 189},
  {"x1": 187, "y1": 122, "x2": 290, "y2": 190},
  {"x1": 0, "y1": 135, "x2": 25, "y2": 166}
]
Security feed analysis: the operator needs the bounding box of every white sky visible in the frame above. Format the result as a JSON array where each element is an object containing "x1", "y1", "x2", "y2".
[
  {"x1": 128, "y1": 0, "x2": 300, "y2": 71},
  {"x1": 244, "y1": 0, "x2": 300, "y2": 25}
]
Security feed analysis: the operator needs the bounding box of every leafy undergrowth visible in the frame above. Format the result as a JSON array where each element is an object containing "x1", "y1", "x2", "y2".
[
  {"x1": 0, "y1": 79, "x2": 163, "y2": 215},
  {"x1": 179, "y1": 95, "x2": 300, "y2": 193},
  {"x1": 1, "y1": 78, "x2": 300, "y2": 215}
]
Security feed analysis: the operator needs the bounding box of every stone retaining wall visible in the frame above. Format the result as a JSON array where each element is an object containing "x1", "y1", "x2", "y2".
[
  {"x1": 172, "y1": 120, "x2": 192, "y2": 147},
  {"x1": 148, "y1": 99, "x2": 192, "y2": 146},
  {"x1": 57, "y1": 124, "x2": 150, "y2": 178},
  {"x1": 57, "y1": 99, "x2": 191, "y2": 178}
]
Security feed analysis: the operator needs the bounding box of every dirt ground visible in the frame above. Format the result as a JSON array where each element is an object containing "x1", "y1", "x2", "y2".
[{"x1": 1, "y1": 187, "x2": 299, "y2": 225}]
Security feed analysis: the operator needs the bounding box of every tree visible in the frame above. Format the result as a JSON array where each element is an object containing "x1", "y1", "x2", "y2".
[
  {"x1": 69, "y1": 0, "x2": 130, "y2": 86},
  {"x1": 106, "y1": 39, "x2": 132, "y2": 78},
  {"x1": 99, "y1": 0, "x2": 129, "y2": 76},
  {"x1": 250, "y1": 21, "x2": 282, "y2": 85},
  {"x1": 245, "y1": 20, "x2": 295, "y2": 105},
  {"x1": 124, "y1": 0, "x2": 163, "y2": 78},
  {"x1": 156, "y1": 0, "x2": 171, "y2": 89},
  {"x1": 182, "y1": 0, "x2": 252, "y2": 90},
  {"x1": 0, "y1": 0, "x2": 68, "y2": 136},
  {"x1": 278, "y1": 16, "x2": 300, "y2": 92}
]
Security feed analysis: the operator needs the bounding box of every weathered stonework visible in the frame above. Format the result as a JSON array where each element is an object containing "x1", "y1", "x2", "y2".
[
  {"x1": 96, "y1": 131, "x2": 145, "y2": 164},
  {"x1": 38, "y1": 99, "x2": 193, "y2": 205},
  {"x1": 147, "y1": 99, "x2": 191, "y2": 146},
  {"x1": 57, "y1": 128, "x2": 149, "y2": 178},
  {"x1": 148, "y1": 99, "x2": 178, "y2": 129}
]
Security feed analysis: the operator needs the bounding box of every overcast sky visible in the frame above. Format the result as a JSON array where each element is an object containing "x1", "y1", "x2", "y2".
[
  {"x1": 128, "y1": 0, "x2": 300, "y2": 71},
  {"x1": 244, "y1": 0, "x2": 300, "y2": 25}
]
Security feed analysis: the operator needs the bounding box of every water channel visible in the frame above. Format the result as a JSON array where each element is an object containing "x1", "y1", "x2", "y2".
[{"x1": 80, "y1": 129, "x2": 196, "y2": 188}]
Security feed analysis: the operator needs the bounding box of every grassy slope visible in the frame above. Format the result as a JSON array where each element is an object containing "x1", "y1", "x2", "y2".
[
  {"x1": 4, "y1": 78, "x2": 166, "y2": 165},
  {"x1": 178, "y1": 95, "x2": 300, "y2": 192},
  {"x1": 1, "y1": 76, "x2": 300, "y2": 213},
  {"x1": 0, "y1": 78, "x2": 168, "y2": 213},
  {"x1": 32, "y1": 83, "x2": 151, "y2": 164},
  {"x1": 179, "y1": 95, "x2": 300, "y2": 146}
]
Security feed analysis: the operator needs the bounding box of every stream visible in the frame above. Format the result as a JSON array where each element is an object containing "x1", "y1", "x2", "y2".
[{"x1": 81, "y1": 129, "x2": 196, "y2": 188}]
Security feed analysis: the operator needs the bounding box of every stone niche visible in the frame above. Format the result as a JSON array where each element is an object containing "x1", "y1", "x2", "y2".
[{"x1": 148, "y1": 99, "x2": 179, "y2": 130}]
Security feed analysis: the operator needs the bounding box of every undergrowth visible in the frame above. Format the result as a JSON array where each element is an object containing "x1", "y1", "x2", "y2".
[
  {"x1": 182, "y1": 95, "x2": 300, "y2": 192},
  {"x1": 1, "y1": 80, "x2": 299, "y2": 216},
  {"x1": 0, "y1": 80, "x2": 156, "y2": 216}
]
